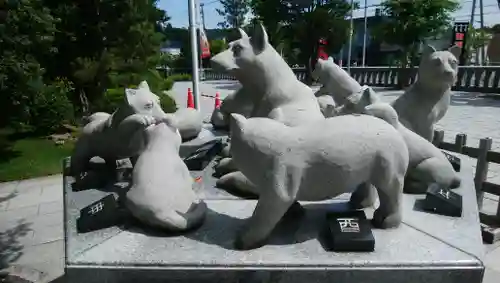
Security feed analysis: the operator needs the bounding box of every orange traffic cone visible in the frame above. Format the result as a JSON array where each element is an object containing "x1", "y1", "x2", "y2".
[
  {"x1": 214, "y1": 92, "x2": 221, "y2": 109},
  {"x1": 187, "y1": 88, "x2": 195, "y2": 108}
]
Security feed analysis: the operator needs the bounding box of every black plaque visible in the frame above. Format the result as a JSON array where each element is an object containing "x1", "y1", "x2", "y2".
[
  {"x1": 183, "y1": 139, "x2": 224, "y2": 170},
  {"x1": 77, "y1": 194, "x2": 122, "y2": 233},
  {"x1": 442, "y1": 151, "x2": 461, "y2": 172},
  {"x1": 424, "y1": 183, "x2": 463, "y2": 217},
  {"x1": 323, "y1": 210, "x2": 375, "y2": 252}
]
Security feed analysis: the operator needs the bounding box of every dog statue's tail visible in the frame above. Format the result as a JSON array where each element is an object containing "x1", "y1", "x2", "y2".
[
  {"x1": 82, "y1": 112, "x2": 111, "y2": 126},
  {"x1": 168, "y1": 201, "x2": 208, "y2": 231},
  {"x1": 363, "y1": 103, "x2": 400, "y2": 129}
]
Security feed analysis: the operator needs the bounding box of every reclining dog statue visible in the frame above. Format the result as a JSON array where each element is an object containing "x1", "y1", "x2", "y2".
[
  {"x1": 125, "y1": 117, "x2": 207, "y2": 232},
  {"x1": 173, "y1": 107, "x2": 203, "y2": 141},
  {"x1": 329, "y1": 87, "x2": 461, "y2": 194},
  {"x1": 312, "y1": 57, "x2": 461, "y2": 194},
  {"x1": 391, "y1": 44, "x2": 461, "y2": 141},
  {"x1": 229, "y1": 113, "x2": 409, "y2": 250},
  {"x1": 70, "y1": 81, "x2": 177, "y2": 181}
]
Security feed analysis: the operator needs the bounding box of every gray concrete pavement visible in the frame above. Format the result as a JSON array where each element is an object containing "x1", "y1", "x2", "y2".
[{"x1": 0, "y1": 80, "x2": 499, "y2": 282}]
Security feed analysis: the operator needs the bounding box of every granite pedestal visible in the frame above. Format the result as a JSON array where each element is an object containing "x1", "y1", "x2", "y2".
[{"x1": 63, "y1": 145, "x2": 485, "y2": 283}]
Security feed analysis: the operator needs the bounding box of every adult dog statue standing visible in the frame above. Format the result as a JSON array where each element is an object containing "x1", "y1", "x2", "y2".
[{"x1": 229, "y1": 113, "x2": 409, "y2": 250}]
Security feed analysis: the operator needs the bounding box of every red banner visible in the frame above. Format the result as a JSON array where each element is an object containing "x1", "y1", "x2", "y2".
[
  {"x1": 317, "y1": 38, "x2": 328, "y2": 60},
  {"x1": 200, "y1": 28, "x2": 211, "y2": 59}
]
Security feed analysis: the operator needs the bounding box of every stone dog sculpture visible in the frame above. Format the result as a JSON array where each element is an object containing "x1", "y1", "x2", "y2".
[
  {"x1": 125, "y1": 119, "x2": 207, "y2": 231},
  {"x1": 210, "y1": 23, "x2": 324, "y2": 189},
  {"x1": 210, "y1": 24, "x2": 324, "y2": 126},
  {"x1": 209, "y1": 71, "x2": 257, "y2": 130},
  {"x1": 173, "y1": 107, "x2": 203, "y2": 141},
  {"x1": 391, "y1": 44, "x2": 461, "y2": 141},
  {"x1": 229, "y1": 113, "x2": 409, "y2": 250},
  {"x1": 312, "y1": 56, "x2": 367, "y2": 113},
  {"x1": 70, "y1": 81, "x2": 176, "y2": 180},
  {"x1": 330, "y1": 87, "x2": 461, "y2": 194}
]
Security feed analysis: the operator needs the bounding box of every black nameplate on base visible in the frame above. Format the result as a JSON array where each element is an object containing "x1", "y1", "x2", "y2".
[
  {"x1": 77, "y1": 194, "x2": 121, "y2": 233},
  {"x1": 442, "y1": 151, "x2": 461, "y2": 172},
  {"x1": 323, "y1": 210, "x2": 375, "y2": 252},
  {"x1": 183, "y1": 140, "x2": 224, "y2": 171},
  {"x1": 424, "y1": 183, "x2": 463, "y2": 217}
]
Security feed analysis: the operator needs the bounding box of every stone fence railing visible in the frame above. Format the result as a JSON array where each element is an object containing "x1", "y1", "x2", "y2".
[{"x1": 162, "y1": 66, "x2": 500, "y2": 94}]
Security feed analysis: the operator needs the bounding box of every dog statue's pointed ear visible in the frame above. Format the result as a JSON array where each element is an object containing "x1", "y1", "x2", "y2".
[
  {"x1": 423, "y1": 44, "x2": 437, "y2": 57},
  {"x1": 250, "y1": 22, "x2": 269, "y2": 53},
  {"x1": 138, "y1": 81, "x2": 150, "y2": 90},
  {"x1": 238, "y1": 28, "x2": 249, "y2": 40},
  {"x1": 448, "y1": 45, "x2": 462, "y2": 59}
]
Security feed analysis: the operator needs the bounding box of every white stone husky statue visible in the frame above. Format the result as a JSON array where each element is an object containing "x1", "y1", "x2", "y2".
[
  {"x1": 391, "y1": 45, "x2": 461, "y2": 141},
  {"x1": 69, "y1": 81, "x2": 177, "y2": 179},
  {"x1": 210, "y1": 23, "x2": 324, "y2": 126},
  {"x1": 210, "y1": 22, "x2": 325, "y2": 191},
  {"x1": 330, "y1": 87, "x2": 461, "y2": 194},
  {"x1": 125, "y1": 119, "x2": 207, "y2": 232},
  {"x1": 229, "y1": 113, "x2": 409, "y2": 250},
  {"x1": 312, "y1": 57, "x2": 366, "y2": 109}
]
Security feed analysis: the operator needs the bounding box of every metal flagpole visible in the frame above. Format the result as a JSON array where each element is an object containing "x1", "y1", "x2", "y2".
[
  {"x1": 188, "y1": 0, "x2": 201, "y2": 110},
  {"x1": 347, "y1": 0, "x2": 354, "y2": 74},
  {"x1": 479, "y1": 0, "x2": 485, "y2": 65},
  {"x1": 195, "y1": 0, "x2": 204, "y2": 80},
  {"x1": 470, "y1": 0, "x2": 477, "y2": 64},
  {"x1": 362, "y1": 0, "x2": 368, "y2": 67}
]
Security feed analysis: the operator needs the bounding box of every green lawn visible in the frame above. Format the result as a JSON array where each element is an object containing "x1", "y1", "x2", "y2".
[{"x1": 0, "y1": 129, "x2": 74, "y2": 182}]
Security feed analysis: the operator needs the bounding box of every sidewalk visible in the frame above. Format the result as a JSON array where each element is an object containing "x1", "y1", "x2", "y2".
[
  {"x1": 0, "y1": 175, "x2": 64, "y2": 282},
  {"x1": 0, "y1": 174, "x2": 499, "y2": 282}
]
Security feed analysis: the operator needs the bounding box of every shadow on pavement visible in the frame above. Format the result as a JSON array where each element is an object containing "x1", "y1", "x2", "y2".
[{"x1": 0, "y1": 193, "x2": 32, "y2": 271}]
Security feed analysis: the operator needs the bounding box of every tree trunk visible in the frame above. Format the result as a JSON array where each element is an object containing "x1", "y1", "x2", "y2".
[
  {"x1": 79, "y1": 90, "x2": 90, "y2": 116},
  {"x1": 397, "y1": 49, "x2": 410, "y2": 89},
  {"x1": 304, "y1": 56, "x2": 314, "y2": 86}
]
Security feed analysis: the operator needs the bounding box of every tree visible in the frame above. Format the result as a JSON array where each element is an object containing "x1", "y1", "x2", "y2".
[
  {"x1": 217, "y1": 0, "x2": 250, "y2": 29},
  {"x1": 210, "y1": 39, "x2": 228, "y2": 55},
  {"x1": 465, "y1": 26, "x2": 492, "y2": 64},
  {"x1": 250, "y1": 0, "x2": 355, "y2": 84},
  {"x1": 0, "y1": 0, "x2": 60, "y2": 129},
  {"x1": 374, "y1": 0, "x2": 460, "y2": 86},
  {"x1": 44, "y1": 0, "x2": 169, "y2": 112},
  {"x1": 288, "y1": 0, "x2": 356, "y2": 84}
]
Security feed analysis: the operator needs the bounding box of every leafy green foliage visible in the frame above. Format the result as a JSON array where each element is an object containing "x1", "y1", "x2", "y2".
[
  {"x1": 249, "y1": 0, "x2": 356, "y2": 83},
  {"x1": 30, "y1": 79, "x2": 75, "y2": 134},
  {"x1": 374, "y1": 0, "x2": 460, "y2": 67},
  {"x1": 210, "y1": 39, "x2": 229, "y2": 55},
  {"x1": 0, "y1": 0, "x2": 171, "y2": 135},
  {"x1": 465, "y1": 26, "x2": 492, "y2": 63},
  {"x1": 216, "y1": 0, "x2": 250, "y2": 29},
  {"x1": 96, "y1": 69, "x2": 176, "y2": 113},
  {"x1": 159, "y1": 93, "x2": 177, "y2": 113},
  {"x1": 168, "y1": 74, "x2": 192, "y2": 82}
]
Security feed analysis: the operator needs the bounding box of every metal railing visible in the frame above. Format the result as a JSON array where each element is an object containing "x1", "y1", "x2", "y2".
[
  {"x1": 433, "y1": 130, "x2": 500, "y2": 244},
  {"x1": 162, "y1": 66, "x2": 500, "y2": 94}
]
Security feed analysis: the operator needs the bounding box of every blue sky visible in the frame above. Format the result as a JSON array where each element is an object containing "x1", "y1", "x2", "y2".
[{"x1": 158, "y1": 0, "x2": 500, "y2": 29}]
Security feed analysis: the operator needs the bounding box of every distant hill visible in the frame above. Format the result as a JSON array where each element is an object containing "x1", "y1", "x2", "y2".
[{"x1": 205, "y1": 28, "x2": 228, "y2": 41}]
